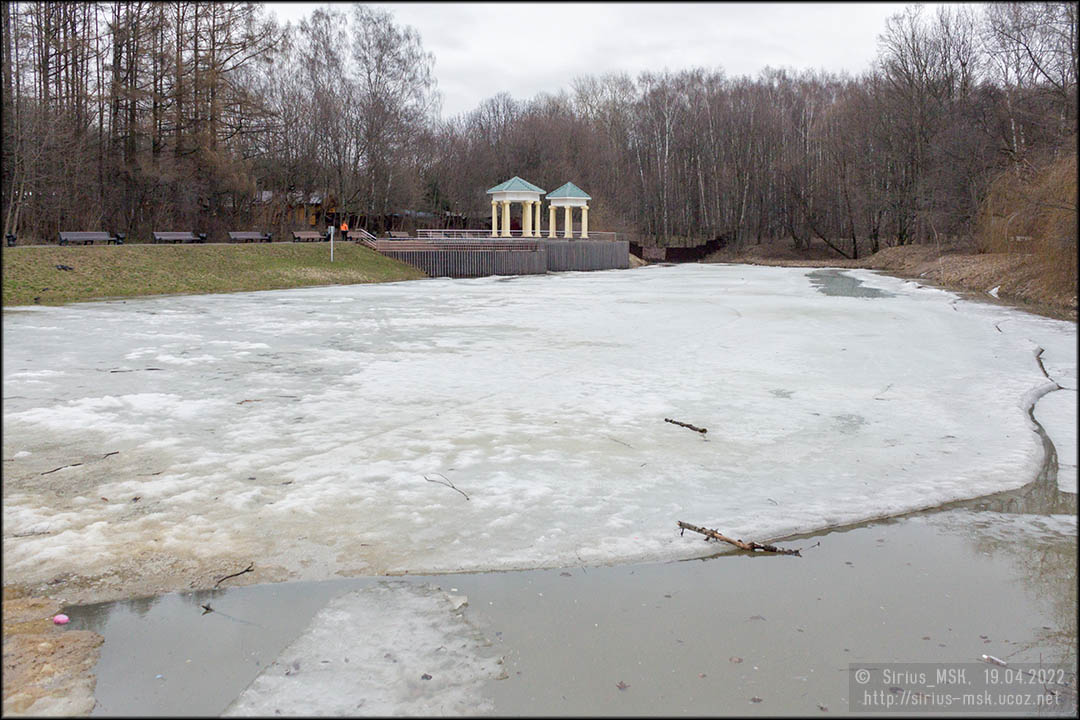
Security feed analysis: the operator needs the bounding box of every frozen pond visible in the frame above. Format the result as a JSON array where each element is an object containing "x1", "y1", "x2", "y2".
[{"x1": 2, "y1": 264, "x2": 1077, "y2": 603}]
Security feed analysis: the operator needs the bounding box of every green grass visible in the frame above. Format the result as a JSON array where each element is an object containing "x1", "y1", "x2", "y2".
[{"x1": 2, "y1": 243, "x2": 427, "y2": 306}]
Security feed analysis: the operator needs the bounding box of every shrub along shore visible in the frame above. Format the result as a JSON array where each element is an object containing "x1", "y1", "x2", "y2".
[{"x1": 1, "y1": 243, "x2": 426, "y2": 307}]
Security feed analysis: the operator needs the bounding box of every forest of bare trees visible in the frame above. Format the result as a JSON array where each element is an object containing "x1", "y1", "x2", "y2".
[{"x1": 2, "y1": 2, "x2": 1076, "y2": 257}]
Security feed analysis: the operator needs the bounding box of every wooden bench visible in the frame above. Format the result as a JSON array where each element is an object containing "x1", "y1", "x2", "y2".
[
  {"x1": 58, "y1": 231, "x2": 123, "y2": 246},
  {"x1": 153, "y1": 231, "x2": 206, "y2": 244},
  {"x1": 227, "y1": 231, "x2": 272, "y2": 243},
  {"x1": 387, "y1": 230, "x2": 411, "y2": 239},
  {"x1": 292, "y1": 230, "x2": 327, "y2": 242}
]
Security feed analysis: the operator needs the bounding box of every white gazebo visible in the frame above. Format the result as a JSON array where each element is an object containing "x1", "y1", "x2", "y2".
[
  {"x1": 546, "y1": 182, "x2": 591, "y2": 238},
  {"x1": 487, "y1": 176, "x2": 546, "y2": 237}
]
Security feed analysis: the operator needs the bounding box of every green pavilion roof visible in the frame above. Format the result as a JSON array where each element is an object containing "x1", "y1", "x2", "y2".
[
  {"x1": 486, "y1": 176, "x2": 546, "y2": 194},
  {"x1": 547, "y1": 181, "x2": 590, "y2": 200}
]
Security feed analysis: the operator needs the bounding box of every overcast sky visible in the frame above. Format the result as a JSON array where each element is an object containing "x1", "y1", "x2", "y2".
[{"x1": 266, "y1": 2, "x2": 945, "y2": 119}]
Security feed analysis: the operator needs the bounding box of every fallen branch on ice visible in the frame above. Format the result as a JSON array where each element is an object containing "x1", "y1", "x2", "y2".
[
  {"x1": 40, "y1": 462, "x2": 82, "y2": 475},
  {"x1": 677, "y1": 521, "x2": 801, "y2": 556},
  {"x1": 214, "y1": 562, "x2": 254, "y2": 588},
  {"x1": 665, "y1": 418, "x2": 708, "y2": 435},
  {"x1": 425, "y1": 473, "x2": 469, "y2": 500},
  {"x1": 40, "y1": 450, "x2": 119, "y2": 475}
]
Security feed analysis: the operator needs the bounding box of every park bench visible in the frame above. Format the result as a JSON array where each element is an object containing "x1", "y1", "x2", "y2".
[
  {"x1": 152, "y1": 231, "x2": 207, "y2": 244},
  {"x1": 387, "y1": 230, "x2": 411, "y2": 239},
  {"x1": 292, "y1": 230, "x2": 327, "y2": 242},
  {"x1": 58, "y1": 231, "x2": 123, "y2": 246},
  {"x1": 227, "y1": 231, "x2": 272, "y2": 243}
]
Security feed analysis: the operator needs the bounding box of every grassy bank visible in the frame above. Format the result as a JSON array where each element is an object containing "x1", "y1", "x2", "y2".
[
  {"x1": 706, "y1": 238, "x2": 1078, "y2": 322},
  {"x1": 2, "y1": 243, "x2": 426, "y2": 307}
]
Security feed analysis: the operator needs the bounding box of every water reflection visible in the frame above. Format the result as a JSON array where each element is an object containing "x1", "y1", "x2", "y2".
[
  {"x1": 72, "y1": 588, "x2": 222, "y2": 637},
  {"x1": 1003, "y1": 532, "x2": 1076, "y2": 672},
  {"x1": 929, "y1": 510, "x2": 1077, "y2": 676}
]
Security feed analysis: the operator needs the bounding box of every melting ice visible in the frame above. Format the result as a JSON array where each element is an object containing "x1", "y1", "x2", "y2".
[
  {"x1": 223, "y1": 583, "x2": 499, "y2": 716},
  {"x1": 3, "y1": 265, "x2": 1077, "y2": 595}
]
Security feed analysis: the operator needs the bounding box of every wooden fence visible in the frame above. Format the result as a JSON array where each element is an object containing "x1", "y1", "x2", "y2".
[
  {"x1": 375, "y1": 240, "x2": 546, "y2": 277},
  {"x1": 542, "y1": 240, "x2": 629, "y2": 271}
]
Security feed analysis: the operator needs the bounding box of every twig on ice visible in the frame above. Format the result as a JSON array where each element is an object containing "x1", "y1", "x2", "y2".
[
  {"x1": 665, "y1": 418, "x2": 707, "y2": 435},
  {"x1": 424, "y1": 473, "x2": 469, "y2": 501},
  {"x1": 41, "y1": 462, "x2": 82, "y2": 475},
  {"x1": 40, "y1": 450, "x2": 118, "y2": 475},
  {"x1": 214, "y1": 562, "x2": 254, "y2": 588},
  {"x1": 677, "y1": 521, "x2": 801, "y2": 556}
]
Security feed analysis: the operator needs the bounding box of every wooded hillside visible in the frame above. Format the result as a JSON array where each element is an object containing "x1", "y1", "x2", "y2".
[{"x1": 2, "y1": 2, "x2": 1076, "y2": 258}]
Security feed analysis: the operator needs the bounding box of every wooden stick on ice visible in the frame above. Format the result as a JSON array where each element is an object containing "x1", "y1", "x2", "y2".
[{"x1": 677, "y1": 521, "x2": 801, "y2": 556}]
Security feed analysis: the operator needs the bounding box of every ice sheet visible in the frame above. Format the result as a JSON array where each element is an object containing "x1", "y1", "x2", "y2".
[
  {"x1": 223, "y1": 583, "x2": 499, "y2": 716},
  {"x1": 914, "y1": 508, "x2": 1078, "y2": 543},
  {"x1": 1034, "y1": 389, "x2": 1079, "y2": 494},
  {"x1": 3, "y1": 265, "x2": 1077, "y2": 596}
]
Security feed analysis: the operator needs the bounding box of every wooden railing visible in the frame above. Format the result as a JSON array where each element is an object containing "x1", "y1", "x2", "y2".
[
  {"x1": 416, "y1": 229, "x2": 617, "y2": 242},
  {"x1": 373, "y1": 239, "x2": 540, "y2": 252},
  {"x1": 347, "y1": 228, "x2": 378, "y2": 248}
]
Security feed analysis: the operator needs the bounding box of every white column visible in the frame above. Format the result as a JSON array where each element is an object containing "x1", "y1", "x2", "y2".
[
  {"x1": 581, "y1": 205, "x2": 589, "y2": 238},
  {"x1": 491, "y1": 201, "x2": 498, "y2": 237},
  {"x1": 533, "y1": 201, "x2": 542, "y2": 237},
  {"x1": 548, "y1": 205, "x2": 557, "y2": 238},
  {"x1": 501, "y1": 201, "x2": 511, "y2": 237},
  {"x1": 523, "y1": 200, "x2": 532, "y2": 237},
  {"x1": 563, "y1": 205, "x2": 573, "y2": 238}
]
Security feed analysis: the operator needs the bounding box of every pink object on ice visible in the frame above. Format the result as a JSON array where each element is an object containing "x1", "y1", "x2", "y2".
[{"x1": 52, "y1": 614, "x2": 69, "y2": 625}]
